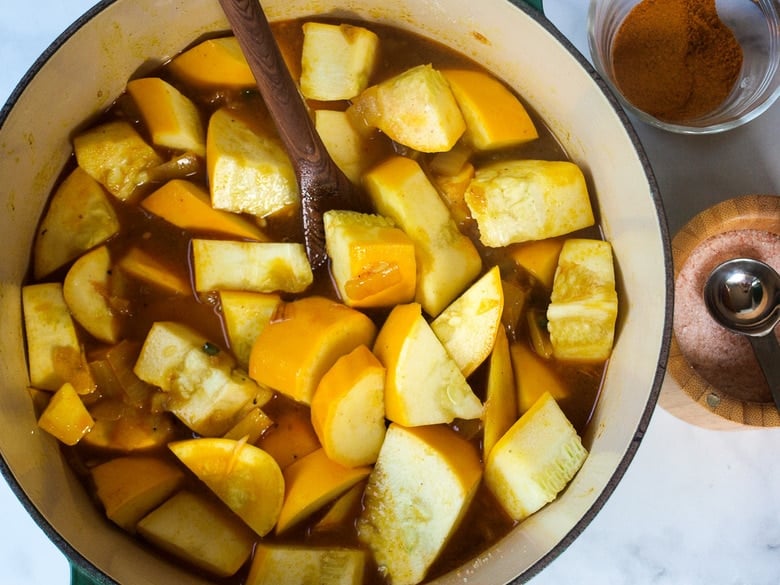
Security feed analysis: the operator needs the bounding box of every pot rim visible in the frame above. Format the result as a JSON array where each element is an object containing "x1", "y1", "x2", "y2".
[{"x1": 0, "y1": 1, "x2": 674, "y2": 583}]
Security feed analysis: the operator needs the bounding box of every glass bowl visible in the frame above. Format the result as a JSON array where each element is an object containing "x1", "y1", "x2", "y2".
[{"x1": 588, "y1": 0, "x2": 780, "y2": 134}]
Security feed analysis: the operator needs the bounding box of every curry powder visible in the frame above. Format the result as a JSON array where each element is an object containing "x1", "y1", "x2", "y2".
[{"x1": 611, "y1": 0, "x2": 743, "y2": 122}]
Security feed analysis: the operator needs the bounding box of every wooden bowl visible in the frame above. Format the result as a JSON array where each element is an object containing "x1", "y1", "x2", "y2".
[{"x1": 662, "y1": 194, "x2": 780, "y2": 429}]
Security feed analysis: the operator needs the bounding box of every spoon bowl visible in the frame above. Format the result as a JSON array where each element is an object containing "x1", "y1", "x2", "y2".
[
  {"x1": 704, "y1": 257, "x2": 780, "y2": 410},
  {"x1": 704, "y1": 257, "x2": 780, "y2": 337}
]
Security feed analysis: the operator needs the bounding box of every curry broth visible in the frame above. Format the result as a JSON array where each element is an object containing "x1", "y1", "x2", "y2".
[{"x1": 30, "y1": 17, "x2": 605, "y2": 585}]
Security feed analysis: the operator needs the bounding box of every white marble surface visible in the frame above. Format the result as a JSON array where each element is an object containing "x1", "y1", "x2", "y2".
[{"x1": 1, "y1": 1, "x2": 779, "y2": 584}]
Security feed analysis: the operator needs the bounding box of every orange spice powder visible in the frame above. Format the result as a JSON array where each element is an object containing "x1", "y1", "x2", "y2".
[{"x1": 611, "y1": 0, "x2": 743, "y2": 122}]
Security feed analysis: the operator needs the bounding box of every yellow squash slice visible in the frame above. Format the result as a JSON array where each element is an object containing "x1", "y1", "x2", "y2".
[
  {"x1": 373, "y1": 302, "x2": 483, "y2": 426},
  {"x1": 63, "y1": 245, "x2": 122, "y2": 344},
  {"x1": 485, "y1": 391, "x2": 588, "y2": 522},
  {"x1": 482, "y1": 327, "x2": 517, "y2": 458},
  {"x1": 91, "y1": 455, "x2": 185, "y2": 531},
  {"x1": 431, "y1": 265, "x2": 504, "y2": 377},
  {"x1": 127, "y1": 77, "x2": 206, "y2": 155},
  {"x1": 33, "y1": 167, "x2": 119, "y2": 279},
  {"x1": 546, "y1": 238, "x2": 618, "y2": 362},
  {"x1": 323, "y1": 209, "x2": 416, "y2": 308},
  {"x1": 74, "y1": 120, "x2": 162, "y2": 202},
  {"x1": 357, "y1": 423, "x2": 482, "y2": 585},
  {"x1": 137, "y1": 490, "x2": 255, "y2": 578},
  {"x1": 465, "y1": 160, "x2": 594, "y2": 247},
  {"x1": 363, "y1": 156, "x2": 482, "y2": 317},
  {"x1": 37, "y1": 382, "x2": 94, "y2": 445},
  {"x1": 310, "y1": 344, "x2": 387, "y2": 467},
  {"x1": 247, "y1": 544, "x2": 366, "y2": 585},
  {"x1": 249, "y1": 296, "x2": 377, "y2": 405},
  {"x1": 300, "y1": 22, "x2": 379, "y2": 101},
  {"x1": 350, "y1": 64, "x2": 465, "y2": 152},
  {"x1": 167, "y1": 36, "x2": 255, "y2": 88},
  {"x1": 22, "y1": 283, "x2": 86, "y2": 391},
  {"x1": 207, "y1": 107, "x2": 298, "y2": 218},
  {"x1": 192, "y1": 240, "x2": 313, "y2": 294},
  {"x1": 442, "y1": 68, "x2": 538, "y2": 150},
  {"x1": 276, "y1": 448, "x2": 371, "y2": 534},
  {"x1": 170, "y1": 437, "x2": 285, "y2": 537},
  {"x1": 141, "y1": 179, "x2": 267, "y2": 240}
]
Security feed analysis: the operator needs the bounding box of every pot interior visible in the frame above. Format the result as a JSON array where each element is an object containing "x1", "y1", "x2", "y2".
[{"x1": 0, "y1": 0, "x2": 671, "y2": 583}]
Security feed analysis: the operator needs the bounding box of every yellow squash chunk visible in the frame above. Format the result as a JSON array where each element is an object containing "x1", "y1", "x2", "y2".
[
  {"x1": 74, "y1": 120, "x2": 163, "y2": 201},
  {"x1": 33, "y1": 167, "x2": 120, "y2": 279},
  {"x1": 482, "y1": 327, "x2": 517, "y2": 458},
  {"x1": 373, "y1": 302, "x2": 483, "y2": 426},
  {"x1": 192, "y1": 240, "x2": 313, "y2": 294},
  {"x1": 256, "y1": 405, "x2": 321, "y2": 469},
  {"x1": 249, "y1": 296, "x2": 377, "y2": 405},
  {"x1": 137, "y1": 490, "x2": 255, "y2": 578},
  {"x1": 508, "y1": 237, "x2": 566, "y2": 289},
  {"x1": 350, "y1": 64, "x2": 466, "y2": 152},
  {"x1": 91, "y1": 455, "x2": 185, "y2": 531},
  {"x1": 547, "y1": 239, "x2": 618, "y2": 362},
  {"x1": 116, "y1": 247, "x2": 190, "y2": 296},
  {"x1": 141, "y1": 180, "x2": 267, "y2": 241},
  {"x1": 441, "y1": 69, "x2": 538, "y2": 150},
  {"x1": 37, "y1": 382, "x2": 94, "y2": 445},
  {"x1": 300, "y1": 22, "x2": 379, "y2": 101},
  {"x1": 314, "y1": 109, "x2": 384, "y2": 184},
  {"x1": 22, "y1": 283, "x2": 83, "y2": 391},
  {"x1": 311, "y1": 345, "x2": 386, "y2": 467},
  {"x1": 170, "y1": 438, "x2": 285, "y2": 537},
  {"x1": 364, "y1": 156, "x2": 482, "y2": 317},
  {"x1": 428, "y1": 141, "x2": 473, "y2": 177},
  {"x1": 324, "y1": 209, "x2": 416, "y2": 308},
  {"x1": 313, "y1": 481, "x2": 365, "y2": 532},
  {"x1": 63, "y1": 245, "x2": 122, "y2": 344},
  {"x1": 510, "y1": 340, "x2": 570, "y2": 414},
  {"x1": 207, "y1": 107, "x2": 298, "y2": 218},
  {"x1": 465, "y1": 160, "x2": 595, "y2": 247},
  {"x1": 223, "y1": 406, "x2": 274, "y2": 443},
  {"x1": 247, "y1": 544, "x2": 366, "y2": 585},
  {"x1": 134, "y1": 321, "x2": 272, "y2": 436},
  {"x1": 276, "y1": 448, "x2": 371, "y2": 534},
  {"x1": 167, "y1": 36, "x2": 255, "y2": 88},
  {"x1": 127, "y1": 77, "x2": 206, "y2": 156},
  {"x1": 357, "y1": 423, "x2": 482, "y2": 585},
  {"x1": 219, "y1": 291, "x2": 281, "y2": 368},
  {"x1": 431, "y1": 265, "x2": 503, "y2": 377},
  {"x1": 485, "y1": 392, "x2": 588, "y2": 522}
]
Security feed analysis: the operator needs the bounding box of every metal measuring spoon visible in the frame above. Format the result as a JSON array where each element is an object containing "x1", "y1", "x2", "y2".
[{"x1": 703, "y1": 258, "x2": 780, "y2": 410}]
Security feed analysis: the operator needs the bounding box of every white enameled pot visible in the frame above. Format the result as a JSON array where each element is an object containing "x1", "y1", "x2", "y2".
[{"x1": 0, "y1": 0, "x2": 672, "y2": 583}]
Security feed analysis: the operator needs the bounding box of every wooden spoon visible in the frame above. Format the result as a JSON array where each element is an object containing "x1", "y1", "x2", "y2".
[{"x1": 217, "y1": 0, "x2": 366, "y2": 270}]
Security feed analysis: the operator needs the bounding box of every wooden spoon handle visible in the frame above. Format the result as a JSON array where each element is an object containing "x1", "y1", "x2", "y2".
[
  {"x1": 218, "y1": 0, "x2": 323, "y2": 176},
  {"x1": 218, "y1": 0, "x2": 362, "y2": 269}
]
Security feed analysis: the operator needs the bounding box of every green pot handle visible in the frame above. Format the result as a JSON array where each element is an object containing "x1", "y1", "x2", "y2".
[
  {"x1": 522, "y1": 0, "x2": 544, "y2": 12},
  {"x1": 71, "y1": 563, "x2": 102, "y2": 585}
]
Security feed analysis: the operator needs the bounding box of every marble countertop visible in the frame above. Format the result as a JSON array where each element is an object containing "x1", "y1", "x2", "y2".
[{"x1": 1, "y1": 1, "x2": 779, "y2": 584}]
